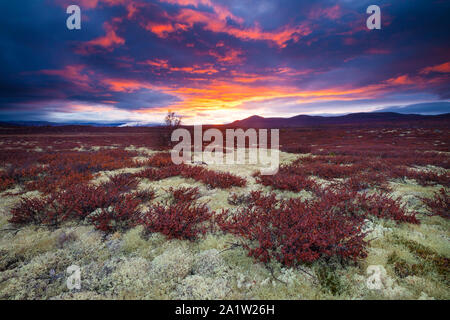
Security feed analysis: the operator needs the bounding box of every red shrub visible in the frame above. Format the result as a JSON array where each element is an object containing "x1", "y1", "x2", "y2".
[
  {"x1": 9, "y1": 182, "x2": 133, "y2": 228},
  {"x1": 179, "y1": 165, "x2": 246, "y2": 189},
  {"x1": 217, "y1": 187, "x2": 418, "y2": 267},
  {"x1": 51, "y1": 183, "x2": 121, "y2": 220},
  {"x1": 37, "y1": 149, "x2": 137, "y2": 174},
  {"x1": 388, "y1": 166, "x2": 411, "y2": 182},
  {"x1": 13, "y1": 186, "x2": 99, "y2": 226},
  {"x1": 344, "y1": 176, "x2": 371, "y2": 192},
  {"x1": 217, "y1": 193, "x2": 367, "y2": 266},
  {"x1": 135, "y1": 165, "x2": 182, "y2": 180},
  {"x1": 9, "y1": 197, "x2": 52, "y2": 225},
  {"x1": 135, "y1": 168, "x2": 158, "y2": 180},
  {"x1": 24, "y1": 171, "x2": 93, "y2": 194},
  {"x1": 227, "y1": 192, "x2": 253, "y2": 206},
  {"x1": 317, "y1": 186, "x2": 419, "y2": 224},
  {"x1": 196, "y1": 169, "x2": 246, "y2": 189},
  {"x1": 1, "y1": 164, "x2": 46, "y2": 191},
  {"x1": 0, "y1": 173, "x2": 15, "y2": 192},
  {"x1": 16, "y1": 149, "x2": 139, "y2": 194},
  {"x1": 145, "y1": 152, "x2": 173, "y2": 167},
  {"x1": 135, "y1": 164, "x2": 246, "y2": 189},
  {"x1": 357, "y1": 192, "x2": 419, "y2": 224},
  {"x1": 340, "y1": 171, "x2": 389, "y2": 192},
  {"x1": 244, "y1": 191, "x2": 278, "y2": 210},
  {"x1": 89, "y1": 193, "x2": 141, "y2": 232},
  {"x1": 104, "y1": 173, "x2": 138, "y2": 193},
  {"x1": 141, "y1": 202, "x2": 212, "y2": 240},
  {"x1": 407, "y1": 170, "x2": 450, "y2": 187},
  {"x1": 177, "y1": 165, "x2": 203, "y2": 181},
  {"x1": 170, "y1": 186, "x2": 200, "y2": 202},
  {"x1": 254, "y1": 171, "x2": 318, "y2": 192},
  {"x1": 422, "y1": 188, "x2": 449, "y2": 219},
  {"x1": 280, "y1": 145, "x2": 311, "y2": 154},
  {"x1": 301, "y1": 162, "x2": 361, "y2": 179},
  {"x1": 134, "y1": 188, "x2": 156, "y2": 202}
]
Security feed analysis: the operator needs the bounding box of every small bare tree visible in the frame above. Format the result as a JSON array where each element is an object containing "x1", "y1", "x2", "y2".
[
  {"x1": 165, "y1": 111, "x2": 182, "y2": 128},
  {"x1": 159, "y1": 111, "x2": 182, "y2": 148}
]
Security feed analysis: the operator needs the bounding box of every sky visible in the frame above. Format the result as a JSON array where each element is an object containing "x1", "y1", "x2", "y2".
[{"x1": 0, "y1": 0, "x2": 449, "y2": 125}]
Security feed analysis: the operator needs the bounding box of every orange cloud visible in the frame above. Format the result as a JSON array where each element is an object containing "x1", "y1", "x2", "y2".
[
  {"x1": 141, "y1": 59, "x2": 170, "y2": 69},
  {"x1": 38, "y1": 65, "x2": 442, "y2": 125},
  {"x1": 177, "y1": 9, "x2": 311, "y2": 47},
  {"x1": 169, "y1": 65, "x2": 218, "y2": 74},
  {"x1": 77, "y1": 19, "x2": 125, "y2": 54},
  {"x1": 40, "y1": 65, "x2": 89, "y2": 82},
  {"x1": 140, "y1": 58, "x2": 218, "y2": 75},
  {"x1": 208, "y1": 47, "x2": 244, "y2": 64},
  {"x1": 145, "y1": 22, "x2": 177, "y2": 38},
  {"x1": 385, "y1": 75, "x2": 416, "y2": 86},
  {"x1": 141, "y1": 80, "x2": 387, "y2": 117},
  {"x1": 143, "y1": 6, "x2": 311, "y2": 48},
  {"x1": 38, "y1": 65, "x2": 97, "y2": 91},
  {"x1": 132, "y1": 66, "x2": 448, "y2": 121},
  {"x1": 159, "y1": 0, "x2": 244, "y2": 24},
  {"x1": 420, "y1": 61, "x2": 450, "y2": 74},
  {"x1": 74, "y1": 0, "x2": 310, "y2": 51},
  {"x1": 103, "y1": 78, "x2": 154, "y2": 92},
  {"x1": 57, "y1": 0, "x2": 128, "y2": 9}
]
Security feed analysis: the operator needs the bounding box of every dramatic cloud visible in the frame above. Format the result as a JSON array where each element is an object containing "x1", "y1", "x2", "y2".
[{"x1": 0, "y1": 0, "x2": 449, "y2": 124}]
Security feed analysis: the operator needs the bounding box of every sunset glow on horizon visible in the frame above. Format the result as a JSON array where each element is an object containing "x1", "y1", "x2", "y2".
[{"x1": 1, "y1": 0, "x2": 449, "y2": 124}]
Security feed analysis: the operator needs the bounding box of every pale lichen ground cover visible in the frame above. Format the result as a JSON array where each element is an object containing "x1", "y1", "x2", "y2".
[{"x1": 0, "y1": 147, "x2": 448, "y2": 300}]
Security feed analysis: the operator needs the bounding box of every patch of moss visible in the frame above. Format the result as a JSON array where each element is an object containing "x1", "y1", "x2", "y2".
[
  {"x1": 315, "y1": 264, "x2": 345, "y2": 296},
  {"x1": 387, "y1": 252, "x2": 424, "y2": 278},
  {"x1": 0, "y1": 249, "x2": 25, "y2": 272},
  {"x1": 390, "y1": 235, "x2": 449, "y2": 284}
]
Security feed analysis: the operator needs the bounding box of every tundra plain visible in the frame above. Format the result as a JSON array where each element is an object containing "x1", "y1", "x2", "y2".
[{"x1": 0, "y1": 124, "x2": 448, "y2": 300}]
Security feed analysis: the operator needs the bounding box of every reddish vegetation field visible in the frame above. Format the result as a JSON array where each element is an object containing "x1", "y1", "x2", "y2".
[
  {"x1": 0, "y1": 123, "x2": 448, "y2": 299},
  {"x1": 1, "y1": 124, "x2": 449, "y2": 248}
]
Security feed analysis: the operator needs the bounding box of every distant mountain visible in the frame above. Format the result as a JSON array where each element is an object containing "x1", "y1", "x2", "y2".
[
  {"x1": 0, "y1": 120, "x2": 163, "y2": 128},
  {"x1": 375, "y1": 102, "x2": 450, "y2": 115},
  {"x1": 118, "y1": 121, "x2": 160, "y2": 127},
  {"x1": 228, "y1": 112, "x2": 450, "y2": 128},
  {"x1": 0, "y1": 121, "x2": 128, "y2": 127},
  {"x1": 0, "y1": 121, "x2": 59, "y2": 127}
]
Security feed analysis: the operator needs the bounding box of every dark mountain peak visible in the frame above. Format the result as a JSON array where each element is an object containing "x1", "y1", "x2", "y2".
[
  {"x1": 228, "y1": 112, "x2": 450, "y2": 128},
  {"x1": 247, "y1": 115, "x2": 264, "y2": 120}
]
